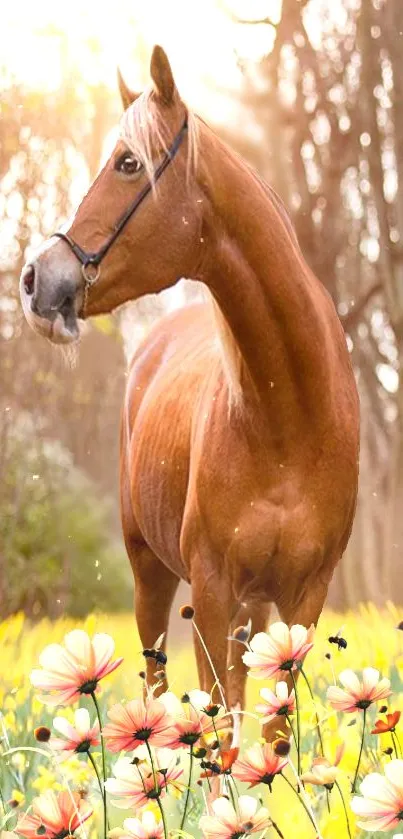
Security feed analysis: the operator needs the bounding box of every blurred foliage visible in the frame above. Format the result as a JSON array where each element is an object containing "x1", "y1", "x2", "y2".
[
  {"x1": 0, "y1": 70, "x2": 128, "y2": 620},
  {"x1": 0, "y1": 415, "x2": 132, "y2": 619}
]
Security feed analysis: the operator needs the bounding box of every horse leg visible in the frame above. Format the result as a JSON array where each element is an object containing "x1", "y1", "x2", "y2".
[
  {"x1": 190, "y1": 564, "x2": 232, "y2": 707},
  {"x1": 129, "y1": 541, "x2": 180, "y2": 695},
  {"x1": 227, "y1": 600, "x2": 271, "y2": 748},
  {"x1": 189, "y1": 563, "x2": 233, "y2": 802},
  {"x1": 262, "y1": 572, "x2": 330, "y2": 742}
]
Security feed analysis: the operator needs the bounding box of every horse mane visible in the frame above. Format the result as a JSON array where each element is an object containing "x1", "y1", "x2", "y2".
[
  {"x1": 204, "y1": 290, "x2": 243, "y2": 408},
  {"x1": 119, "y1": 92, "x2": 244, "y2": 408}
]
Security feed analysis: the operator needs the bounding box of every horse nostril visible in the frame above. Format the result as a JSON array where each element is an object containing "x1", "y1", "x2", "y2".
[{"x1": 22, "y1": 264, "x2": 35, "y2": 296}]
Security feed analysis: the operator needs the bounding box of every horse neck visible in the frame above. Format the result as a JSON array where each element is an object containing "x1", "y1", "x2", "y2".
[{"x1": 197, "y1": 132, "x2": 339, "y2": 437}]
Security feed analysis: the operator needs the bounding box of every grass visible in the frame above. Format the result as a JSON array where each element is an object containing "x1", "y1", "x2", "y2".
[{"x1": 1, "y1": 604, "x2": 403, "y2": 838}]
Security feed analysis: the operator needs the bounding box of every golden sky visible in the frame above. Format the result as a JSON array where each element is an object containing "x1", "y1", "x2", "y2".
[
  {"x1": 1, "y1": 1, "x2": 279, "y2": 117},
  {"x1": 1, "y1": 0, "x2": 345, "y2": 126}
]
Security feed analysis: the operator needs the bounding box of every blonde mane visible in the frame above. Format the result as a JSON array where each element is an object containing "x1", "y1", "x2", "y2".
[{"x1": 119, "y1": 91, "x2": 243, "y2": 407}]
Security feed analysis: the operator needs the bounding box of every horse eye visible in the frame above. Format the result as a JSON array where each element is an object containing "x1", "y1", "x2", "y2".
[{"x1": 115, "y1": 153, "x2": 142, "y2": 175}]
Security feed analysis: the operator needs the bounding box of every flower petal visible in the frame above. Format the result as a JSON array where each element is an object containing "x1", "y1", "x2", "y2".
[
  {"x1": 238, "y1": 795, "x2": 258, "y2": 822},
  {"x1": 338, "y1": 669, "x2": 361, "y2": 695},
  {"x1": 74, "y1": 708, "x2": 91, "y2": 736},
  {"x1": 212, "y1": 796, "x2": 237, "y2": 826},
  {"x1": 276, "y1": 682, "x2": 289, "y2": 702}
]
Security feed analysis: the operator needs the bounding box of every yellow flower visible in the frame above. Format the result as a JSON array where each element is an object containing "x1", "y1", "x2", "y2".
[{"x1": 32, "y1": 765, "x2": 61, "y2": 794}]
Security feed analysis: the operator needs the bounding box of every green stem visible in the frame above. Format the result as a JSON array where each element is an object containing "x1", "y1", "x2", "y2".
[
  {"x1": 180, "y1": 747, "x2": 194, "y2": 831},
  {"x1": 226, "y1": 774, "x2": 238, "y2": 813},
  {"x1": 229, "y1": 772, "x2": 240, "y2": 801},
  {"x1": 0, "y1": 780, "x2": 5, "y2": 817},
  {"x1": 134, "y1": 762, "x2": 147, "y2": 794},
  {"x1": 212, "y1": 718, "x2": 222, "y2": 754},
  {"x1": 145, "y1": 741, "x2": 158, "y2": 792},
  {"x1": 300, "y1": 667, "x2": 324, "y2": 757},
  {"x1": 351, "y1": 709, "x2": 366, "y2": 793},
  {"x1": 393, "y1": 730, "x2": 402, "y2": 759},
  {"x1": 286, "y1": 713, "x2": 298, "y2": 759},
  {"x1": 281, "y1": 772, "x2": 319, "y2": 835},
  {"x1": 335, "y1": 780, "x2": 352, "y2": 839},
  {"x1": 290, "y1": 671, "x2": 301, "y2": 776},
  {"x1": 157, "y1": 795, "x2": 168, "y2": 839},
  {"x1": 91, "y1": 692, "x2": 107, "y2": 839},
  {"x1": 270, "y1": 818, "x2": 286, "y2": 839},
  {"x1": 391, "y1": 731, "x2": 400, "y2": 760},
  {"x1": 88, "y1": 751, "x2": 104, "y2": 801}
]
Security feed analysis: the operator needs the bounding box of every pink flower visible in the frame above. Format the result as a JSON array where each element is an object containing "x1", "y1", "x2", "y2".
[
  {"x1": 327, "y1": 668, "x2": 391, "y2": 713},
  {"x1": 105, "y1": 750, "x2": 183, "y2": 810},
  {"x1": 242, "y1": 623, "x2": 314, "y2": 679},
  {"x1": 108, "y1": 811, "x2": 164, "y2": 839},
  {"x1": 49, "y1": 708, "x2": 100, "y2": 759},
  {"x1": 103, "y1": 698, "x2": 173, "y2": 753},
  {"x1": 255, "y1": 681, "x2": 296, "y2": 723},
  {"x1": 199, "y1": 795, "x2": 270, "y2": 839},
  {"x1": 301, "y1": 745, "x2": 344, "y2": 789},
  {"x1": 351, "y1": 759, "x2": 403, "y2": 831},
  {"x1": 30, "y1": 630, "x2": 123, "y2": 706},
  {"x1": 158, "y1": 692, "x2": 230, "y2": 750},
  {"x1": 16, "y1": 790, "x2": 92, "y2": 838},
  {"x1": 232, "y1": 743, "x2": 288, "y2": 789}
]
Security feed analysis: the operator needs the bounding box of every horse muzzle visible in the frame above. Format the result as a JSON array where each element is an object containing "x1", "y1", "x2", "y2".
[{"x1": 20, "y1": 261, "x2": 81, "y2": 345}]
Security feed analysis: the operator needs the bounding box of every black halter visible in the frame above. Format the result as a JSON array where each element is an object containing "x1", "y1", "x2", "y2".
[{"x1": 54, "y1": 119, "x2": 188, "y2": 289}]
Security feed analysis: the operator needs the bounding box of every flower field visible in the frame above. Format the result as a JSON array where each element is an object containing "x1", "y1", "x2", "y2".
[{"x1": 1, "y1": 604, "x2": 403, "y2": 839}]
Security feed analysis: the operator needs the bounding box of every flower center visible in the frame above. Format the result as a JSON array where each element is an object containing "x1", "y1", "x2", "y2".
[
  {"x1": 134, "y1": 728, "x2": 152, "y2": 741},
  {"x1": 277, "y1": 706, "x2": 289, "y2": 716},
  {"x1": 79, "y1": 679, "x2": 98, "y2": 695},
  {"x1": 280, "y1": 659, "x2": 295, "y2": 671},
  {"x1": 355, "y1": 699, "x2": 372, "y2": 710},
  {"x1": 179, "y1": 732, "x2": 200, "y2": 746},
  {"x1": 53, "y1": 831, "x2": 71, "y2": 839},
  {"x1": 261, "y1": 772, "x2": 275, "y2": 786},
  {"x1": 398, "y1": 810, "x2": 403, "y2": 821},
  {"x1": 75, "y1": 739, "x2": 91, "y2": 754}
]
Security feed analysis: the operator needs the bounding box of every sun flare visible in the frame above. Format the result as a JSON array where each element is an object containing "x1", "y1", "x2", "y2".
[{"x1": 1, "y1": 0, "x2": 282, "y2": 120}]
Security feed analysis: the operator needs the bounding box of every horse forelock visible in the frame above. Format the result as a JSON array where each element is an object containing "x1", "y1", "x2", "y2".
[{"x1": 119, "y1": 87, "x2": 198, "y2": 186}]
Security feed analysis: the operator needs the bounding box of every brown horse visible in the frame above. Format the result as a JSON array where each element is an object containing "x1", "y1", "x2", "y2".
[{"x1": 20, "y1": 46, "x2": 359, "y2": 737}]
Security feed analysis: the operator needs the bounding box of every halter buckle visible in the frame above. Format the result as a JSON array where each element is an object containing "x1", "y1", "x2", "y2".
[{"x1": 82, "y1": 261, "x2": 101, "y2": 286}]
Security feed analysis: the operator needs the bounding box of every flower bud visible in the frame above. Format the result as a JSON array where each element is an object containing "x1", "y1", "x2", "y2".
[
  {"x1": 180, "y1": 605, "x2": 195, "y2": 620},
  {"x1": 204, "y1": 704, "x2": 220, "y2": 718},
  {"x1": 7, "y1": 799, "x2": 20, "y2": 809},
  {"x1": 273, "y1": 737, "x2": 291, "y2": 757},
  {"x1": 34, "y1": 726, "x2": 51, "y2": 743}
]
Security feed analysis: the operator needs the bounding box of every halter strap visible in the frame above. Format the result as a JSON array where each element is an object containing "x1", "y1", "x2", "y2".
[{"x1": 54, "y1": 118, "x2": 188, "y2": 288}]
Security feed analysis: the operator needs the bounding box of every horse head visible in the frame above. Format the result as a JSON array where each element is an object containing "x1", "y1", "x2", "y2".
[{"x1": 20, "y1": 47, "x2": 205, "y2": 343}]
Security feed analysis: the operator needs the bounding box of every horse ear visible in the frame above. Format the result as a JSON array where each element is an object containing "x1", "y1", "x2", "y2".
[
  {"x1": 150, "y1": 45, "x2": 176, "y2": 105},
  {"x1": 117, "y1": 69, "x2": 140, "y2": 111}
]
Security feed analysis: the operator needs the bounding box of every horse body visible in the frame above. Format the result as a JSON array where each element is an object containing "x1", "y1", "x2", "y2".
[
  {"x1": 121, "y1": 287, "x2": 358, "y2": 716},
  {"x1": 20, "y1": 46, "x2": 360, "y2": 732}
]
